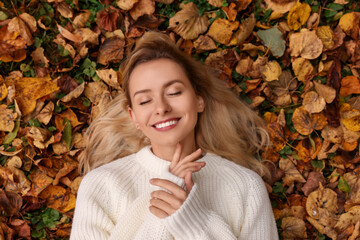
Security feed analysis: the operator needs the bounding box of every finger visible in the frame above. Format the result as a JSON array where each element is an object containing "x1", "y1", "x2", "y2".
[
  {"x1": 150, "y1": 198, "x2": 176, "y2": 216},
  {"x1": 149, "y1": 205, "x2": 169, "y2": 219},
  {"x1": 184, "y1": 171, "x2": 194, "y2": 192},
  {"x1": 172, "y1": 164, "x2": 205, "y2": 178},
  {"x1": 171, "y1": 148, "x2": 202, "y2": 174},
  {"x1": 151, "y1": 190, "x2": 183, "y2": 209},
  {"x1": 150, "y1": 178, "x2": 187, "y2": 200},
  {"x1": 170, "y1": 143, "x2": 182, "y2": 170}
]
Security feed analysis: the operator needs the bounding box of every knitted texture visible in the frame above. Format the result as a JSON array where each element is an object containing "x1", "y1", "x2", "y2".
[{"x1": 70, "y1": 146, "x2": 279, "y2": 239}]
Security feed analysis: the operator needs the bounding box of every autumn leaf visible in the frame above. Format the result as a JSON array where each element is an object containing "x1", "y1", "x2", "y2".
[
  {"x1": 97, "y1": 36, "x2": 125, "y2": 65},
  {"x1": 130, "y1": 0, "x2": 155, "y2": 21},
  {"x1": 287, "y1": 2, "x2": 311, "y2": 31},
  {"x1": 207, "y1": 18, "x2": 239, "y2": 45},
  {"x1": 292, "y1": 57, "x2": 314, "y2": 82},
  {"x1": 264, "y1": 0, "x2": 297, "y2": 14},
  {"x1": 289, "y1": 29, "x2": 323, "y2": 59},
  {"x1": 339, "y1": 12, "x2": 360, "y2": 40},
  {"x1": 257, "y1": 26, "x2": 286, "y2": 57},
  {"x1": 11, "y1": 76, "x2": 59, "y2": 116},
  {"x1": 168, "y1": 3, "x2": 209, "y2": 40},
  {"x1": 340, "y1": 76, "x2": 360, "y2": 97}
]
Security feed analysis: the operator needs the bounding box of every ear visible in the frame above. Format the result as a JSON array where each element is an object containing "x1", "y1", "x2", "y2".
[
  {"x1": 128, "y1": 107, "x2": 139, "y2": 129},
  {"x1": 196, "y1": 95, "x2": 205, "y2": 113}
]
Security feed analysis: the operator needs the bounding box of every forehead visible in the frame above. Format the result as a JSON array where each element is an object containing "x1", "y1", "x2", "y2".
[{"x1": 128, "y1": 59, "x2": 191, "y2": 91}]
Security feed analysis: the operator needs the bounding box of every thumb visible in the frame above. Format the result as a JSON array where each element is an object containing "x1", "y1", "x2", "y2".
[{"x1": 184, "y1": 171, "x2": 194, "y2": 192}]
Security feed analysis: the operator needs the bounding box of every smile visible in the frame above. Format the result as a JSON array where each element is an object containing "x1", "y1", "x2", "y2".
[{"x1": 153, "y1": 119, "x2": 180, "y2": 129}]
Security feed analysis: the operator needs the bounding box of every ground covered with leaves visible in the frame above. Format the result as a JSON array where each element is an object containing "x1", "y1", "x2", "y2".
[{"x1": 1, "y1": 0, "x2": 360, "y2": 239}]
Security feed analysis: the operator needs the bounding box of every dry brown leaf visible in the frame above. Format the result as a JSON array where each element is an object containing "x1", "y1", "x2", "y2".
[
  {"x1": 117, "y1": 0, "x2": 139, "y2": 10},
  {"x1": 0, "y1": 104, "x2": 18, "y2": 132},
  {"x1": 236, "y1": 0, "x2": 251, "y2": 11},
  {"x1": 53, "y1": 161, "x2": 77, "y2": 186},
  {"x1": 314, "y1": 81, "x2": 336, "y2": 104},
  {"x1": 35, "y1": 101, "x2": 54, "y2": 125},
  {"x1": 234, "y1": 13, "x2": 255, "y2": 44},
  {"x1": 264, "y1": 0, "x2": 297, "y2": 14},
  {"x1": 296, "y1": 137, "x2": 322, "y2": 163},
  {"x1": 96, "y1": 69, "x2": 120, "y2": 89},
  {"x1": 73, "y1": 28, "x2": 99, "y2": 45},
  {"x1": 292, "y1": 57, "x2": 314, "y2": 82},
  {"x1": 27, "y1": 126, "x2": 54, "y2": 149},
  {"x1": 267, "y1": 122, "x2": 286, "y2": 152},
  {"x1": 91, "y1": 91, "x2": 111, "y2": 120},
  {"x1": 292, "y1": 106, "x2": 313, "y2": 135},
  {"x1": 193, "y1": 35, "x2": 217, "y2": 52},
  {"x1": 168, "y1": 3, "x2": 209, "y2": 40},
  {"x1": 340, "y1": 76, "x2": 360, "y2": 97},
  {"x1": 6, "y1": 156, "x2": 22, "y2": 169},
  {"x1": 57, "y1": 108, "x2": 83, "y2": 128},
  {"x1": 260, "y1": 60, "x2": 282, "y2": 82},
  {"x1": 0, "y1": 189, "x2": 22, "y2": 216},
  {"x1": 8, "y1": 16, "x2": 34, "y2": 45},
  {"x1": 70, "y1": 176, "x2": 83, "y2": 194},
  {"x1": 96, "y1": 7, "x2": 121, "y2": 32},
  {"x1": 281, "y1": 217, "x2": 307, "y2": 239},
  {"x1": 84, "y1": 81, "x2": 109, "y2": 105},
  {"x1": 306, "y1": 184, "x2": 338, "y2": 220},
  {"x1": 56, "y1": 2, "x2": 73, "y2": 18},
  {"x1": 279, "y1": 157, "x2": 306, "y2": 186},
  {"x1": 289, "y1": 29, "x2": 323, "y2": 59},
  {"x1": 301, "y1": 172, "x2": 325, "y2": 196},
  {"x1": 5, "y1": 166, "x2": 31, "y2": 195},
  {"x1": 235, "y1": 56, "x2": 253, "y2": 77},
  {"x1": 335, "y1": 206, "x2": 360, "y2": 231},
  {"x1": 61, "y1": 82, "x2": 85, "y2": 103},
  {"x1": 73, "y1": 10, "x2": 91, "y2": 28},
  {"x1": 27, "y1": 169, "x2": 53, "y2": 197},
  {"x1": 287, "y1": 2, "x2": 311, "y2": 30},
  {"x1": 208, "y1": 18, "x2": 239, "y2": 45},
  {"x1": 38, "y1": 185, "x2": 76, "y2": 212},
  {"x1": 53, "y1": 38, "x2": 76, "y2": 58},
  {"x1": 316, "y1": 26, "x2": 335, "y2": 50},
  {"x1": 303, "y1": 91, "x2": 326, "y2": 114},
  {"x1": 221, "y1": 3, "x2": 237, "y2": 22},
  {"x1": 97, "y1": 36, "x2": 125, "y2": 65},
  {"x1": 207, "y1": 0, "x2": 221, "y2": 7},
  {"x1": 13, "y1": 76, "x2": 59, "y2": 116},
  {"x1": 129, "y1": 0, "x2": 155, "y2": 21},
  {"x1": 31, "y1": 47, "x2": 49, "y2": 68}
]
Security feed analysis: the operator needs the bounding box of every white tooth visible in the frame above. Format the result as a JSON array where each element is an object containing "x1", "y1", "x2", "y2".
[
  {"x1": 155, "y1": 120, "x2": 178, "y2": 129},
  {"x1": 165, "y1": 122, "x2": 170, "y2": 127}
]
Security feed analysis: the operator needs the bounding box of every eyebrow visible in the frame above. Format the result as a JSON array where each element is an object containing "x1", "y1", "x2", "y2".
[{"x1": 133, "y1": 79, "x2": 184, "y2": 98}]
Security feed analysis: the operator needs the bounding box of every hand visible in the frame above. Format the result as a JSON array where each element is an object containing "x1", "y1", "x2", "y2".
[
  {"x1": 149, "y1": 175, "x2": 193, "y2": 219},
  {"x1": 169, "y1": 143, "x2": 205, "y2": 179}
]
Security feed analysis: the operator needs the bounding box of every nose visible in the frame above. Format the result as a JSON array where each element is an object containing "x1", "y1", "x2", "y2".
[{"x1": 155, "y1": 96, "x2": 171, "y2": 115}]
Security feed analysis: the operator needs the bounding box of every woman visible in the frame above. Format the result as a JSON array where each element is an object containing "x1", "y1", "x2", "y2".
[{"x1": 70, "y1": 31, "x2": 278, "y2": 239}]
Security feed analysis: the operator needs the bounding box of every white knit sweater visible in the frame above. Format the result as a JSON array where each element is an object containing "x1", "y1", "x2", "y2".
[{"x1": 70, "y1": 146, "x2": 278, "y2": 240}]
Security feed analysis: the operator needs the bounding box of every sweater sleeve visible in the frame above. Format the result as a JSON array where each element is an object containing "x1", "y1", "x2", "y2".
[
  {"x1": 70, "y1": 171, "x2": 115, "y2": 240},
  {"x1": 162, "y1": 173, "x2": 279, "y2": 240}
]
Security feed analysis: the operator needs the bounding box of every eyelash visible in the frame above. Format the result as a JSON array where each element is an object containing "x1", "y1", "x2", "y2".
[
  {"x1": 140, "y1": 100, "x2": 150, "y2": 105},
  {"x1": 169, "y1": 91, "x2": 181, "y2": 96},
  {"x1": 139, "y1": 91, "x2": 181, "y2": 105}
]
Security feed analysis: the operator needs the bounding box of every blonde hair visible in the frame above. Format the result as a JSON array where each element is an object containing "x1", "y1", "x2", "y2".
[{"x1": 80, "y1": 31, "x2": 270, "y2": 176}]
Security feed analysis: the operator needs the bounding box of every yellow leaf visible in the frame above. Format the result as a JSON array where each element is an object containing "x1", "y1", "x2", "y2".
[
  {"x1": 0, "y1": 81, "x2": 7, "y2": 101},
  {"x1": 261, "y1": 61, "x2": 282, "y2": 82},
  {"x1": 38, "y1": 185, "x2": 76, "y2": 212},
  {"x1": 168, "y1": 3, "x2": 209, "y2": 40},
  {"x1": 207, "y1": 18, "x2": 239, "y2": 45},
  {"x1": 287, "y1": 2, "x2": 311, "y2": 30},
  {"x1": 342, "y1": 114, "x2": 360, "y2": 132},
  {"x1": 292, "y1": 57, "x2": 314, "y2": 82},
  {"x1": 339, "y1": 12, "x2": 360, "y2": 40},
  {"x1": 316, "y1": 26, "x2": 335, "y2": 50},
  {"x1": 13, "y1": 76, "x2": 59, "y2": 116}
]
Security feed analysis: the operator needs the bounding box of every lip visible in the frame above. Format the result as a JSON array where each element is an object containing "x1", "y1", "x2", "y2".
[{"x1": 152, "y1": 118, "x2": 180, "y2": 131}]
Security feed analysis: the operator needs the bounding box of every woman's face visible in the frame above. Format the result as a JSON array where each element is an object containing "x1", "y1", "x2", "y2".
[{"x1": 128, "y1": 58, "x2": 204, "y2": 149}]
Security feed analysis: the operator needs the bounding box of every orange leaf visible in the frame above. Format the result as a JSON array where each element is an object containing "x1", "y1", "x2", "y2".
[{"x1": 340, "y1": 76, "x2": 360, "y2": 97}]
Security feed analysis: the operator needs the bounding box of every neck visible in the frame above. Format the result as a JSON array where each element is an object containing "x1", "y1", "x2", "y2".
[{"x1": 151, "y1": 139, "x2": 197, "y2": 162}]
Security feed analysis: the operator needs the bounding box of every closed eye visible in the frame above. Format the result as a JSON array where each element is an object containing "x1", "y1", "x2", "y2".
[
  {"x1": 140, "y1": 100, "x2": 151, "y2": 105},
  {"x1": 169, "y1": 91, "x2": 181, "y2": 96}
]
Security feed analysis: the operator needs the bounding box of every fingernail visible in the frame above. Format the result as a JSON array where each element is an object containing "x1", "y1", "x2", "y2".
[{"x1": 149, "y1": 179, "x2": 154, "y2": 183}]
